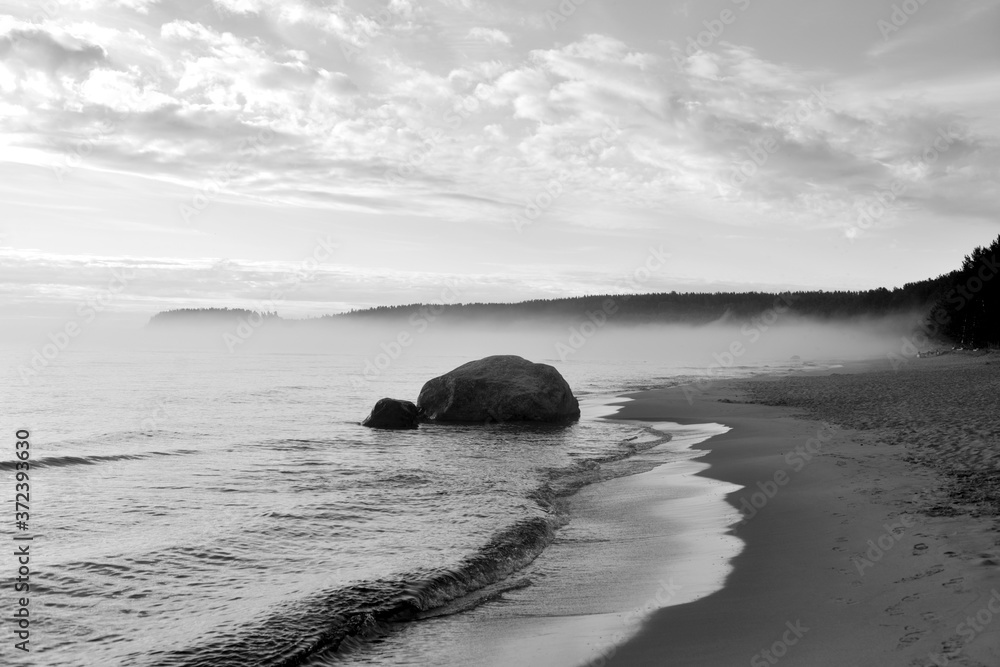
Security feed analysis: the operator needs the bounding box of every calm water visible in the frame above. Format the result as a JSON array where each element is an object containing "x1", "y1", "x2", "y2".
[{"x1": 1, "y1": 347, "x2": 798, "y2": 666}]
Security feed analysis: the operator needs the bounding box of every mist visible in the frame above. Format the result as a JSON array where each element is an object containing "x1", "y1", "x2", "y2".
[
  {"x1": 2, "y1": 302, "x2": 930, "y2": 392},
  {"x1": 27, "y1": 309, "x2": 922, "y2": 366}
]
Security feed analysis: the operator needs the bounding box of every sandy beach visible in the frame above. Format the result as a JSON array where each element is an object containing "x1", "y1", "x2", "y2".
[{"x1": 604, "y1": 352, "x2": 1000, "y2": 667}]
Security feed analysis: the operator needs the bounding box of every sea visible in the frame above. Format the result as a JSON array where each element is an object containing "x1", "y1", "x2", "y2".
[{"x1": 1, "y1": 346, "x2": 812, "y2": 667}]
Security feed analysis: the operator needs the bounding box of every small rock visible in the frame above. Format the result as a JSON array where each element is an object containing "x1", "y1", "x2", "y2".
[{"x1": 362, "y1": 398, "x2": 421, "y2": 430}]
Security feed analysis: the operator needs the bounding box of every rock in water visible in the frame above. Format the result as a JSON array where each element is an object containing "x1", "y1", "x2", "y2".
[
  {"x1": 417, "y1": 355, "x2": 581, "y2": 424},
  {"x1": 361, "y1": 398, "x2": 421, "y2": 429}
]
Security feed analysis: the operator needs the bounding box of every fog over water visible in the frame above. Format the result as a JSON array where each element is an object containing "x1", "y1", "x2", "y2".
[
  {"x1": 5, "y1": 309, "x2": 926, "y2": 371},
  {"x1": 154, "y1": 310, "x2": 919, "y2": 357}
]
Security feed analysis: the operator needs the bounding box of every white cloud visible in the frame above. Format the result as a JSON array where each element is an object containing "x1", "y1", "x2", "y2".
[
  {"x1": 211, "y1": 0, "x2": 413, "y2": 47},
  {"x1": 0, "y1": 6, "x2": 994, "y2": 241},
  {"x1": 109, "y1": 0, "x2": 158, "y2": 13},
  {"x1": 468, "y1": 27, "x2": 511, "y2": 45},
  {"x1": 59, "y1": 0, "x2": 159, "y2": 13},
  {"x1": 0, "y1": 247, "x2": 610, "y2": 317},
  {"x1": 79, "y1": 67, "x2": 172, "y2": 111},
  {"x1": 212, "y1": 0, "x2": 268, "y2": 16}
]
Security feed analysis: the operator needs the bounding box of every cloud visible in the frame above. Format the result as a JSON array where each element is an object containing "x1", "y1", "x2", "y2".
[
  {"x1": 0, "y1": 6, "x2": 995, "y2": 241},
  {"x1": 106, "y1": 0, "x2": 159, "y2": 13},
  {"x1": 210, "y1": 0, "x2": 419, "y2": 48},
  {"x1": 0, "y1": 23, "x2": 107, "y2": 77},
  {"x1": 468, "y1": 27, "x2": 511, "y2": 45},
  {"x1": 867, "y1": 0, "x2": 1000, "y2": 59},
  {"x1": 0, "y1": 247, "x2": 646, "y2": 318},
  {"x1": 62, "y1": 0, "x2": 160, "y2": 12},
  {"x1": 211, "y1": 0, "x2": 268, "y2": 15}
]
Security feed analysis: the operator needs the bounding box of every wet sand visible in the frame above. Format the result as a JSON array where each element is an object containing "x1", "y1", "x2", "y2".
[{"x1": 603, "y1": 352, "x2": 1000, "y2": 667}]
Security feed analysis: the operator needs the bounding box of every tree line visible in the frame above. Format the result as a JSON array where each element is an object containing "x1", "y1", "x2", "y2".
[{"x1": 149, "y1": 235, "x2": 999, "y2": 348}]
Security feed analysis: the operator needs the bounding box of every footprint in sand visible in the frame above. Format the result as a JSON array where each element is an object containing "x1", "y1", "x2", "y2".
[
  {"x1": 895, "y1": 564, "x2": 945, "y2": 583},
  {"x1": 943, "y1": 577, "x2": 965, "y2": 590},
  {"x1": 897, "y1": 626, "x2": 924, "y2": 649},
  {"x1": 938, "y1": 638, "x2": 963, "y2": 655},
  {"x1": 887, "y1": 595, "x2": 921, "y2": 616},
  {"x1": 913, "y1": 543, "x2": 929, "y2": 555},
  {"x1": 921, "y1": 611, "x2": 942, "y2": 622},
  {"x1": 835, "y1": 536, "x2": 848, "y2": 543}
]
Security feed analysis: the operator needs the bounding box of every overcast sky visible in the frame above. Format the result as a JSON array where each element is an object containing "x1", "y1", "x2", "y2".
[{"x1": 1, "y1": 0, "x2": 998, "y2": 320}]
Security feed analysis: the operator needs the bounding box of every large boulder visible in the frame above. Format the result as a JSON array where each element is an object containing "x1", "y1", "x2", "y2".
[
  {"x1": 417, "y1": 355, "x2": 580, "y2": 424},
  {"x1": 362, "y1": 398, "x2": 421, "y2": 430}
]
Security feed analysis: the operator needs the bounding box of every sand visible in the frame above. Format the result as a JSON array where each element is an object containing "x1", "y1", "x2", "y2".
[{"x1": 602, "y1": 352, "x2": 1000, "y2": 667}]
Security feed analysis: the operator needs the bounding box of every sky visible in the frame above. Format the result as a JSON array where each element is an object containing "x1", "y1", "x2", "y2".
[{"x1": 1, "y1": 0, "x2": 999, "y2": 323}]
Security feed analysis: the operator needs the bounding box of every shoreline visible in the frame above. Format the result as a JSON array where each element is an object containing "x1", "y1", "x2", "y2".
[
  {"x1": 603, "y1": 353, "x2": 1000, "y2": 667},
  {"x1": 327, "y1": 401, "x2": 746, "y2": 667},
  {"x1": 454, "y1": 419, "x2": 743, "y2": 667},
  {"x1": 325, "y1": 353, "x2": 999, "y2": 666}
]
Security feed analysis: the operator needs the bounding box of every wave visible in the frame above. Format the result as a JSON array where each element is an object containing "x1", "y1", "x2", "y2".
[
  {"x1": 146, "y1": 517, "x2": 557, "y2": 667},
  {"x1": 148, "y1": 424, "x2": 672, "y2": 667},
  {"x1": 0, "y1": 449, "x2": 197, "y2": 471}
]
